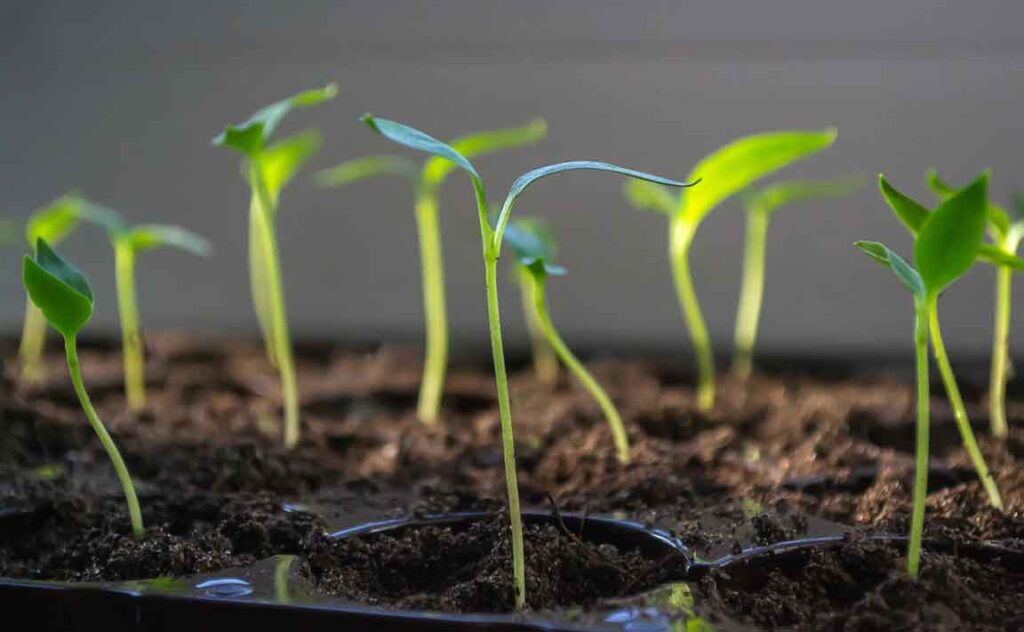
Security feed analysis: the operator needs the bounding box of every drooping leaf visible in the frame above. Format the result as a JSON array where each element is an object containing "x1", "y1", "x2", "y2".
[
  {"x1": 423, "y1": 118, "x2": 548, "y2": 186},
  {"x1": 682, "y1": 128, "x2": 838, "y2": 225},
  {"x1": 213, "y1": 84, "x2": 337, "y2": 156},
  {"x1": 26, "y1": 195, "x2": 83, "y2": 245},
  {"x1": 361, "y1": 115, "x2": 481, "y2": 183},
  {"x1": 879, "y1": 175, "x2": 929, "y2": 234},
  {"x1": 76, "y1": 198, "x2": 129, "y2": 238},
  {"x1": 504, "y1": 218, "x2": 565, "y2": 276},
  {"x1": 855, "y1": 240, "x2": 925, "y2": 298},
  {"x1": 623, "y1": 180, "x2": 678, "y2": 215},
  {"x1": 23, "y1": 239, "x2": 93, "y2": 337},
  {"x1": 914, "y1": 174, "x2": 988, "y2": 294},
  {"x1": 127, "y1": 224, "x2": 211, "y2": 256},
  {"x1": 315, "y1": 155, "x2": 420, "y2": 188},
  {"x1": 257, "y1": 129, "x2": 322, "y2": 204},
  {"x1": 745, "y1": 175, "x2": 863, "y2": 215}
]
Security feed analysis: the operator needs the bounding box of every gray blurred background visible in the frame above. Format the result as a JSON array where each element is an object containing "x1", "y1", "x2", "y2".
[{"x1": 2, "y1": 1, "x2": 1023, "y2": 359}]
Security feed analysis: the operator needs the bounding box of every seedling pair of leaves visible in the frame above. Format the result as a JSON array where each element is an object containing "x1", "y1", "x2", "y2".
[
  {"x1": 625, "y1": 129, "x2": 838, "y2": 410},
  {"x1": 925, "y1": 170, "x2": 1024, "y2": 438},
  {"x1": 23, "y1": 239, "x2": 143, "y2": 537},
  {"x1": 361, "y1": 113, "x2": 697, "y2": 609},
  {"x1": 315, "y1": 118, "x2": 547, "y2": 424},
  {"x1": 213, "y1": 84, "x2": 337, "y2": 448},
  {"x1": 856, "y1": 173, "x2": 1006, "y2": 577}
]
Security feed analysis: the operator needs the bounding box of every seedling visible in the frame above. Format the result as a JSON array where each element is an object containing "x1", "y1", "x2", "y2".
[
  {"x1": 731, "y1": 176, "x2": 862, "y2": 380},
  {"x1": 213, "y1": 84, "x2": 337, "y2": 448},
  {"x1": 361, "y1": 113, "x2": 696, "y2": 609},
  {"x1": 75, "y1": 200, "x2": 210, "y2": 411},
  {"x1": 508, "y1": 218, "x2": 559, "y2": 386},
  {"x1": 926, "y1": 170, "x2": 1024, "y2": 438},
  {"x1": 504, "y1": 218, "x2": 629, "y2": 463},
  {"x1": 23, "y1": 239, "x2": 143, "y2": 536},
  {"x1": 625, "y1": 129, "x2": 837, "y2": 410},
  {"x1": 316, "y1": 118, "x2": 547, "y2": 423}
]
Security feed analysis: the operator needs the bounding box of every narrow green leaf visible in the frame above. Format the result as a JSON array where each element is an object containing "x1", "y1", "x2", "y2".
[
  {"x1": 315, "y1": 155, "x2": 420, "y2": 188},
  {"x1": 361, "y1": 114, "x2": 481, "y2": 183},
  {"x1": 980, "y1": 243, "x2": 1024, "y2": 269},
  {"x1": 623, "y1": 179, "x2": 678, "y2": 215},
  {"x1": 926, "y1": 169, "x2": 1010, "y2": 240},
  {"x1": 925, "y1": 168, "x2": 957, "y2": 199},
  {"x1": 127, "y1": 224, "x2": 211, "y2": 256},
  {"x1": 683, "y1": 128, "x2": 837, "y2": 224},
  {"x1": 914, "y1": 174, "x2": 988, "y2": 294},
  {"x1": 213, "y1": 84, "x2": 337, "y2": 156},
  {"x1": 23, "y1": 239, "x2": 94, "y2": 337},
  {"x1": 745, "y1": 175, "x2": 863, "y2": 215},
  {"x1": 258, "y1": 129, "x2": 322, "y2": 204},
  {"x1": 855, "y1": 240, "x2": 925, "y2": 297},
  {"x1": 423, "y1": 118, "x2": 548, "y2": 186},
  {"x1": 26, "y1": 195, "x2": 83, "y2": 245},
  {"x1": 879, "y1": 175, "x2": 929, "y2": 234}
]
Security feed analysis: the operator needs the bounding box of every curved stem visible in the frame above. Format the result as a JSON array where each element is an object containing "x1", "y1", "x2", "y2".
[
  {"x1": 669, "y1": 215, "x2": 715, "y2": 410},
  {"x1": 908, "y1": 299, "x2": 929, "y2": 577},
  {"x1": 65, "y1": 334, "x2": 143, "y2": 537},
  {"x1": 928, "y1": 300, "x2": 1003, "y2": 509},
  {"x1": 732, "y1": 207, "x2": 769, "y2": 381},
  {"x1": 989, "y1": 263, "x2": 1012, "y2": 438},
  {"x1": 251, "y1": 164, "x2": 301, "y2": 449},
  {"x1": 519, "y1": 267, "x2": 558, "y2": 386},
  {"x1": 413, "y1": 192, "x2": 449, "y2": 424},
  {"x1": 115, "y1": 241, "x2": 146, "y2": 411},
  {"x1": 532, "y1": 274, "x2": 630, "y2": 463},
  {"x1": 18, "y1": 299, "x2": 48, "y2": 383}
]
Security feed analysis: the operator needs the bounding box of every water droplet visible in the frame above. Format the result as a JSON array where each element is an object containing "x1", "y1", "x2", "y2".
[{"x1": 194, "y1": 577, "x2": 253, "y2": 597}]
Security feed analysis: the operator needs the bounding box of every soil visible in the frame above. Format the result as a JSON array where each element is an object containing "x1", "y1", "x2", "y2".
[{"x1": 2, "y1": 335, "x2": 1024, "y2": 629}]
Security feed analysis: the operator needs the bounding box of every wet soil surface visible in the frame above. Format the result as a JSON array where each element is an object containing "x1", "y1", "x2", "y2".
[{"x1": 2, "y1": 335, "x2": 1024, "y2": 629}]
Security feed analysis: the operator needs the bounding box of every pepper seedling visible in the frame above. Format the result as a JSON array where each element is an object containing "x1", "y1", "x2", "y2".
[
  {"x1": 926, "y1": 169, "x2": 1024, "y2": 438},
  {"x1": 731, "y1": 176, "x2": 862, "y2": 380},
  {"x1": 869, "y1": 173, "x2": 1005, "y2": 512},
  {"x1": 507, "y1": 218, "x2": 560, "y2": 387},
  {"x1": 361, "y1": 113, "x2": 696, "y2": 610},
  {"x1": 624, "y1": 129, "x2": 837, "y2": 410},
  {"x1": 75, "y1": 200, "x2": 210, "y2": 411},
  {"x1": 23, "y1": 239, "x2": 143, "y2": 536},
  {"x1": 504, "y1": 218, "x2": 629, "y2": 463},
  {"x1": 213, "y1": 84, "x2": 337, "y2": 448},
  {"x1": 316, "y1": 118, "x2": 547, "y2": 423}
]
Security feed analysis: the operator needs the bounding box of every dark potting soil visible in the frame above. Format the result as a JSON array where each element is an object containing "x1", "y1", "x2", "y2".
[{"x1": 2, "y1": 335, "x2": 1024, "y2": 629}]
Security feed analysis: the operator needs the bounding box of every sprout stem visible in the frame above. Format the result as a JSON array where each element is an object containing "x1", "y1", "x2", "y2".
[
  {"x1": 65, "y1": 334, "x2": 143, "y2": 537},
  {"x1": 414, "y1": 192, "x2": 448, "y2": 424},
  {"x1": 249, "y1": 198, "x2": 278, "y2": 367},
  {"x1": 18, "y1": 299, "x2": 48, "y2": 383},
  {"x1": 518, "y1": 267, "x2": 558, "y2": 386},
  {"x1": 531, "y1": 275, "x2": 630, "y2": 463},
  {"x1": 114, "y1": 240, "x2": 146, "y2": 411},
  {"x1": 908, "y1": 298, "x2": 930, "y2": 576},
  {"x1": 928, "y1": 300, "x2": 1003, "y2": 509},
  {"x1": 990, "y1": 263, "x2": 1012, "y2": 438},
  {"x1": 251, "y1": 165, "x2": 301, "y2": 449},
  {"x1": 670, "y1": 215, "x2": 715, "y2": 411},
  {"x1": 732, "y1": 206, "x2": 770, "y2": 381}
]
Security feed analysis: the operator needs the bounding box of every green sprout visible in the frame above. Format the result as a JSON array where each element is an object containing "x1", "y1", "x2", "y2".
[
  {"x1": 213, "y1": 84, "x2": 337, "y2": 448},
  {"x1": 926, "y1": 169, "x2": 1024, "y2": 438},
  {"x1": 624, "y1": 129, "x2": 837, "y2": 410},
  {"x1": 23, "y1": 239, "x2": 143, "y2": 537},
  {"x1": 508, "y1": 218, "x2": 560, "y2": 387},
  {"x1": 74, "y1": 200, "x2": 210, "y2": 411},
  {"x1": 361, "y1": 113, "x2": 696, "y2": 610},
  {"x1": 315, "y1": 119, "x2": 547, "y2": 423},
  {"x1": 860, "y1": 172, "x2": 1003, "y2": 536},
  {"x1": 504, "y1": 218, "x2": 629, "y2": 463},
  {"x1": 731, "y1": 176, "x2": 862, "y2": 380}
]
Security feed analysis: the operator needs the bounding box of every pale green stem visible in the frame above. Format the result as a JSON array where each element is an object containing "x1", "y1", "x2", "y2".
[
  {"x1": 65, "y1": 334, "x2": 143, "y2": 537},
  {"x1": 18, "y1": 299, "x2": 48, "y2": 383},
  {"x1": 251, "y1": 164, "x2": 301, "y2": 449},
  {"x1": 249, "y1": 197, "x2": 278, "y2": 367},
  {"x1": 531, "y1": 274, "x2": 630, "y2": 463},
  {"x1": 413, "y1": 191, "x2": 448, "y2": 424},
  {"x1": 928, "y1": 299, "x2": 1004, "y2": 509},
  {"x1": 669, "y1": 214, "x2": 715, "y2": 410},
  {"x1": 732, "y1": 206, "x2": 770, "y2": 381},
  {"x1": 908, "y1": 298, "x2": 929, "y2": 577},
  {"x1": 989, "y1": 231, "x2": 1021, "y2": 438},
  {"x1": 274, "y1": 555, "x2": 294, "y2": 604},
  {"x1": 518, "y1": 267, "x2": 558, "y2": 386},
  {"x1": 114, "y1": 240, "x2": 146, "y2": 411}
]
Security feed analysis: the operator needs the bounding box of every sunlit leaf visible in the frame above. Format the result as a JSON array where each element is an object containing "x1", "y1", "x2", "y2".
[
  {"x1": 926, "y1": 168, "x2": 1010, "y2": 240},
  {"x1": 23, "y1": 239, "x2": 93, "y2": 337},
  {"x1": 745, "y1": 175, "x2": 863, "y2": 214},
  {"x1": 258, "y1": 129, "x2": 322, "y2": 204},
  {"x1": 315, "y1": 155, "x2": 419, "y2": 188},
  {"x1": 623, "y1": 179, "x2": 677, "y2": 215},
  {"x1": 423, "y1": 118, "x2": 547, "y2": 186},
  {"x1": 127, "y1": 224, "x2": 211, "y2": 256},
  {"x1": 914, "y1": 174, "x2": 988, "y2": 294},
  {"x1": 925, "y1": 168, "x2": 958, "y2": 199},
  {"x1": 213, "y1": 84, "x2": 337, "y2": 156},
  {"x1": 26, "y1": 195, "x2": 83, "y2": 245},
  {"x1": 855, "y1": 240, "x2": 924, "y2": 298},
  {"x1": 879, "y1": 175, "x2": 929, "y2": 234}
]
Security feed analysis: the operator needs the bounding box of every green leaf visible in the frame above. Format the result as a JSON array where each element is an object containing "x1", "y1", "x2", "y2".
[
  {"x1": 925, "y1": 168, "x2": 958, "y2": 200},
  {"x1": 623, "y1": 179, "x2": 678, "y2": 215},
  {"x1": 878, "y1": 175, "x2": 929, "y2": 234},
  {"x1": 23, "y1": 239, "x2": 93, "y2": 337},
  {"x1": 855, "y1": 240, "x2": 925, "y2": 298},
  {"x1": 980, "y1": 243, "x2": 1024, "y2": 269},
  {"x1": 315, "y1": 155, "x2": 420, "y2": 188},
  {"x1": 926, "y1": 169, "x2": 1011, "y2": 240},
  {"x1": 213, "y1": 84, "x2": 337, "y2": 156},
  {"x1": 422, "y1": 118, "x2": 548, "y2": 187},
  {"x1": 745, "y1": 175, "x2": 863, "y2": 215},
  {"x1": 361, "y1": 114, "x2": 481, "y2": 183},
  {"x1": 127, "y1": 224, "x2": 211, "y2": 256},
  {"x1": 26, "y1": 195, "x2": 83, "y2": 245},
  {"x1": 257, "y1": 129, "x2": 322, "y2": 204},
  {"x1": 76, "y1": 198, "x2": 129, "y2": 237},
  {"x1": 504, "y1": 217, "x2": 564, "y2": 276},
  {"x1": 914, "y1": 173, "x2": 989, "y2": 295},
  {"x1": 682, "y1": 128, "x2": 837, "y2": 225}
]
